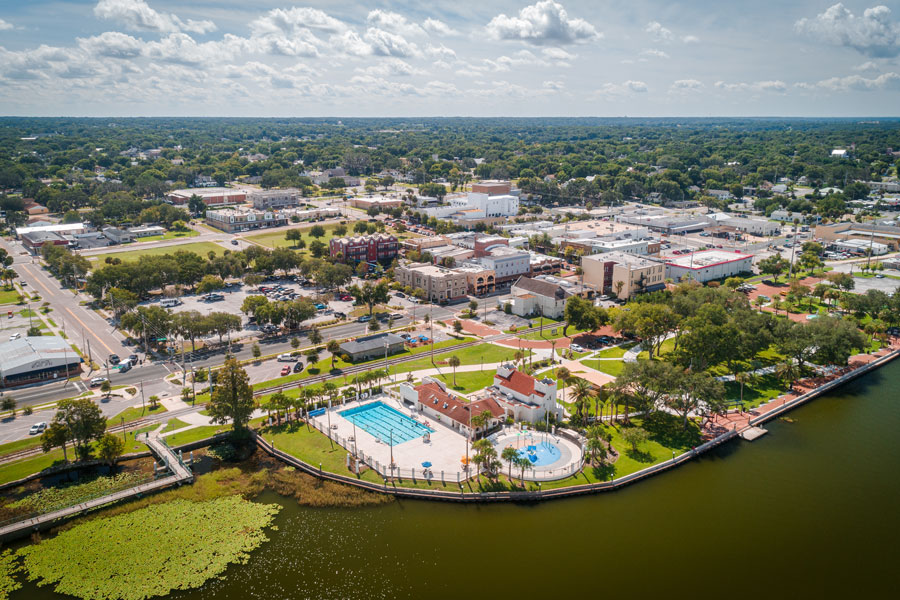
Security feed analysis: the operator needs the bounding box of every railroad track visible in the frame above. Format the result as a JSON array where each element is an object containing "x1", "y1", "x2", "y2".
[{"x1": 0, "y1": 404, "x2": 205, "y2": 466}]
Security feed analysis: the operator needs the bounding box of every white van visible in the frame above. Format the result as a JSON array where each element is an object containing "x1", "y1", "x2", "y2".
[
  {"x1": 118, "y1": 358, "x2": 133, "y2": 372},
  {"x1": 160, "y1": 298, "x2": 182, "y2": 308}
]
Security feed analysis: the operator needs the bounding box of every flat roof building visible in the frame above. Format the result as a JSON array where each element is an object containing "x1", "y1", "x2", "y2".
[
  {"x1": 395, "y1": 262, "x2": 468, "y2": 303},
  {"x1": 205, "y1": 208, "x2": 288, "y2": 233},
  {"x1": 582, "y1": 251, "x2": 666, "y2": 299},
  {"x1": 339, "y1": 333, "x2": 406, "y2": 362},
  {"x1": 249, "y1": 188, "x2": 301, "y2": 210},
  {"x1": 665, "y1": 250, "x2": 753, "y2": 283},
  {"x1": 168, "y1": 187, "x2": 247, "y2": 206}
]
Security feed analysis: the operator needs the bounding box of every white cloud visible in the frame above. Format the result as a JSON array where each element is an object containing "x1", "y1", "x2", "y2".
[
  {"x1": 596, "y1": 80, "x2": 648, "y2": 96},
  {"x1": 250, "y1": 7, "x2": 347, "y2": 36},
  {"x1": 487, "y1": 1, "x2": 600, "y2": 46},
  {"x1": 425, "y1": 44, "x2": 456, "y2": 60},
  {"x1": 363, "y1": 28, "x2": 420, "y2": 58},
  {"x1": 801, "y1": 71, "x2": 900, "y2": 91},
  {"x1": 543, "y1": 80, "x2": 565, "y2": 91},
  {"x1": 542, "y1": 47, "x2": 576, "y2": 61},
  {"x1": 0, "y1": 19, "x2": 14, "y2": 31},
  {"x1": 367, "y1": 9, "x2": 425, "y2": 37},
  {"x1": 795, "y1": 3, "x2": 900, "y2": 57},
  {"x1": 682, "y1": 35, "x2": 700, "y2": 44},
  {"x1": 143, "y1": 33, "x2": 238, "y2": 66},
  {"x1": 357, "y1": 58, "x2": 422, "y2": 77},
  {"x1": 423, "y1": 18, "x2": 456, "y2": 36},
  {"x1": 645, "y1": 21, "x2": 673, "y2": 42},
  {"x1": 77, "y1": 31, "x2": 144, "y2": 59},
  {"x1": 671, "y1": 79, "x2": 704, "y2": 90},
  {"x1": 640, "y1": 48, "x2": 669, "y2": 59},
  {"x1": 715, "y1": 80, "x2": 788, "y2": 93},
  {"x1": 94, "y1": 0, "x2": 216, "y2": 35},
  {"x1": 854, "y1": 60, "x2": 879, "y2": 71}
]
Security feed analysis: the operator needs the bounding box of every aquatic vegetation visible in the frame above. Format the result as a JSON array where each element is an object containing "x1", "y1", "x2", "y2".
[
  {"x1": 18, "y1": 496, "x2": 281, "y2": 600},
  {"x1": 7, "y1": 472, "x2": 148, "y2": 515},
  {"x1": 0, "y1": 551, "x2": 21, "y2": 600}
]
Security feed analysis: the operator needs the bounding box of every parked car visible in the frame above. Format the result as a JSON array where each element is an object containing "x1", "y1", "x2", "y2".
[
  {"x1": 292, "y1": 361, "x2": 304, "y2": 373},
  {"x1": 333, "y1": 312, "x2": 346, "y2": 319},
  {"x1": 280, "y1": 365, "x2": 291, "y2": 376},
  {"x1": 357, "y1": 315, "x2": 372, "y2": 322},
  {"x1": 29, "y1": 422, "x2": 47, "y2": 435},
  {"x1": 570, "y1": 344, "x2": 585, "y2": 353},
  {"x1": 875, "y1": 274, "x2": 886, "y2": 279},
  {"x1": 89, "y1": 376, "x2": 108, "y2": 388},
  {"x1": 277, "y1": 353, "x2": 297, "y2": 362},
  {"x1": 231, "y1": 239, "x2": 239, "y2": 246},
  {"x1": 8, "y1": 332, "x2": 21, "y2": 341},
  {"x1": 204, "y1": 293, "x2": 224, "y2": 302},
  {"x1": 314, "y1": 303, "x2": 327, "y2": 310},
  {"x1": 389, "y1": 313, "x2": 403, "y2": 320},
  {"x1": 108, "y1": 354, "x2": 120, "y2": 365}
]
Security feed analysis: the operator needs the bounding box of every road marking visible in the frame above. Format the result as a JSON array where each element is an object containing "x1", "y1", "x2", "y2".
[
  {"x1": 19, "y1": 264, "x2": 55, "y2": 297},
  {"x1": 63, "y1": 307, "x2": 114, "y2": 355}
]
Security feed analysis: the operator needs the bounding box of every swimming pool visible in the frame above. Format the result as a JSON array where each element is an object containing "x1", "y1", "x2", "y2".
[
  {"x1": 517, "y1": 441, "x2": 562, "y2": 467},
  {"x1": 339, "y1": 401, "x2": 434, "y2": 446}
]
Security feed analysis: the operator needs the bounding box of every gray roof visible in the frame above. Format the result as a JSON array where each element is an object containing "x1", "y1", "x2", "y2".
[
  {"x1": 339, "y1": 333, "x2": 405, "y2": 355},
  {"x1": 21, "y1": 231, "x2": 65, "y2": 244},
  {"x1": 0, "y1": 336, "x2": 81, "y2": 377},
  {"x1": 512, "y1": 276, "x2": 569, "y2": 300}
]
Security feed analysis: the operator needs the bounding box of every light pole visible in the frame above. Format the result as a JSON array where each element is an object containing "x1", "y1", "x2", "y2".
[{"x1": 121, "y1": 417, "x2": 126, "y2": 444}]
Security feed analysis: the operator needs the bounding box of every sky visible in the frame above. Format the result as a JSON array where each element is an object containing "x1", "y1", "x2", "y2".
[{"x1": 2, "y1": 0, "x2": 900, "y2": 117}]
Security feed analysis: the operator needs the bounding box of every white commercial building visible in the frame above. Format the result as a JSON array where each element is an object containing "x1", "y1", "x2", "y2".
[
  {"x1": 448, "y1": 192, "x2": 518, "y2": 217},
  {"x1": 720, "y1": 216, "x2": 780, "y2": 236},
  {"x1": 478, "y1": 247, "x2": 531, "y2": 285},
  {"x1": 832, "y1": 239, "x2": 890, "y2": 255},
  {"x1": 665, "y1": 250, "x2": 754, "y2": 283},
  {"x1": 16, "y1": 222, "x2": 88, "y2": 236}
]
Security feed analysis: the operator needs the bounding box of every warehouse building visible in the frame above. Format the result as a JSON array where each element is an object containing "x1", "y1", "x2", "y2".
[{"x1": 0, "y1": 336, "x2": 82, "y2": 388}]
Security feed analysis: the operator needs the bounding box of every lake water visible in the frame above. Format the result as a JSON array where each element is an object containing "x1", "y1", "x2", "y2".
[{"x1": 22, "y1": 361, "x2": 900, "y2": 600}]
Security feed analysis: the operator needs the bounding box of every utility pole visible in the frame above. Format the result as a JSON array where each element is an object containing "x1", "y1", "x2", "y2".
[
  {"x1": 86, "y1": 339, "x2": 92, "y2": 367},
  {"x1": 140, "y1": 380, "x2": 145, "y2": 413}
]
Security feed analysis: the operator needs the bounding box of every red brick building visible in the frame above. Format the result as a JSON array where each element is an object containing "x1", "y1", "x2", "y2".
[{"x1": 329, "y1": 233, "x2": 399, "y2": 263}]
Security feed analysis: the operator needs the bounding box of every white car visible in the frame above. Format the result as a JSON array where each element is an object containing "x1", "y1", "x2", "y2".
[
  {"x1": 29, "y1": 422, "x2": 47, "y2": 435},
  {"x1": 570, "y1": 344, "x2": 585, "y2": 353},
  {"x1": 277, "y1": 353, "x2": 297, "y2": 362},
  {"x1": 9, "y1": 332, "x2": 21, "y2": 341},
  {"x1": 90, "y1": 377, "x2": 109, "y2": 387}
]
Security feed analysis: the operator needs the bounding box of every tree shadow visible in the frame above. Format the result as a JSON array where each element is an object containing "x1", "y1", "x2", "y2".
[
  {"x1": 642, "y1": 411, "x2": 702, "y2": 448},
  {"x1": 591, "y1": 463, "x2": 616, "y2": 481},
  {"x1": 625, "y1": 448, "x2": 654, "y2": 463}
]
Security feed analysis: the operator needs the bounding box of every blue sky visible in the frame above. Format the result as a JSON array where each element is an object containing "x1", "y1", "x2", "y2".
[{"x1": 2, "y1": 0, "x2": 900, "y2": 116}]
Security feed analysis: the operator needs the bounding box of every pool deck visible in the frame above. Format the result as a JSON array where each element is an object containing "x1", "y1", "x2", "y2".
[
  {"x1": 490, "y1": 430, "x2": 580, "y2": 479},
  {"x1": 312, "y1": 395, "x2": 470, "y2": 479}
]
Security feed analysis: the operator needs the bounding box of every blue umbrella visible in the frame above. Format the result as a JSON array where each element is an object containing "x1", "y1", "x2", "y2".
[{"x1": 421, "y1": 461, "x2": 432, "y2": 468}]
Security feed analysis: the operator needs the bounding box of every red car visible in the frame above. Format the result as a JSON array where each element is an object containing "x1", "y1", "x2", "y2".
[{"x1": 280, "y1": 365, "x2": 291, "y2": 376}]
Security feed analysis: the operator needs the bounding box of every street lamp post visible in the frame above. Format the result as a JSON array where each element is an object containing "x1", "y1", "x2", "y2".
[{"x1": 121, "y1": 417, "x2": 126, "y2": 444}]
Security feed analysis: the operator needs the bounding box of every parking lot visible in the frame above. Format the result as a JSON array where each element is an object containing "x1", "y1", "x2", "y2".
[{"x1": 139, "y1": 278, "x2": 363, "y2": 341}]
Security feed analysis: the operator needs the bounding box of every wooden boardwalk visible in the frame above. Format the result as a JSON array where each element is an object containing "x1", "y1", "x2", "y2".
[{"x1": 0, "y1": 434, "x2": 193, "y2": 542}]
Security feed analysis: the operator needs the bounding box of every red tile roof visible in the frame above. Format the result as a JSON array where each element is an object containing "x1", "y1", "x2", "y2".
[
  {"x1": 494, "y1": 368, "x2": 541, "y2": 397},
  {"x1": 416, "y1": 382, "x2": 504, "y2": 426}
]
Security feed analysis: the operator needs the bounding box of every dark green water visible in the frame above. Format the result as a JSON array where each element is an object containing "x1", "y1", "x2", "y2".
[{"x1": 24, "y1": 361, "x2": 900, "y2": 600}]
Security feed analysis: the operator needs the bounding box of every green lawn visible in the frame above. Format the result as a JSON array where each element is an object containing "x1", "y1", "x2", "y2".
[
  {"x1": 0, "y1": 448, "x2": 67, "y2": 485},
  {"x1": 428, "y1": 370, "x2": 497, "y2": 394},
  {"x1": 253, "y1": 337, "x2": 475, "y2": 390},
  {"x1": 581, "y1": 359, "x2": 625, "y2": 377},
  {"x1": 723, "y1": 372, "x2": 786, "y2": 410},
  {"x1": 164, "y1": 425, "x2": 229, "y2": 447},
  {"x1": 0, "y1": 288, "x2": 21, "y2": 305},
  {"x1": 388, "y1": 343, "x2": 525, "y2": 376},
  {"x1": 87, "y1": 241, "x2": 225, "y2": 263},
  {"x1": 137, "y1": 230, "x2": 199, "y2": 242},
  {"x1": 518, "y1": 325, "x2": 586, "y2": 341},
  {"x1": 107, "y1": 404, "x2": 167, "y2": 427},
  {"x1": 594, "y1": 342, "x2": 638, "y2": 359},
  {"x1": 262, "y1": 423, "x2": 382, "y2": 483},
  {"x1": 161, "y1": 418, "x2": 191, "y2": 433},
  {"x1": 0, "y1": 435, "x2": 45, "y2": 459},
  {"x1": 637, "y1": 337, "x2": 677, "y2": 360},
  {"x1": 244, "y1": 222, "x2": 344, "y2": 252}
]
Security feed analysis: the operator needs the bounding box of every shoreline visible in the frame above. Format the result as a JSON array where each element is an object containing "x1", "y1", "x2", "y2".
[{"x1": 255, "y1": 341, "x2": 900, "y2": 502}]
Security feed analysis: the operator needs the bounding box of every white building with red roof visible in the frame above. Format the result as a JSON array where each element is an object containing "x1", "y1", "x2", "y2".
[
  {"x1": 491, "y1": 364, "x2": 563, "y2": 423},
  {"x1": 399, "y1": 378, "x2": 506, "y2": 438}
]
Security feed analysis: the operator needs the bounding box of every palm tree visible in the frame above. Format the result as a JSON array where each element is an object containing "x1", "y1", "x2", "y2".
[
  {"x1": 556, "y1": 364, "x2": 571, "y2": 395},
  {"x1": 585, "y1": 425, "x2": 609, "y2": 466},
  {"x1": 515, "y1": 455, "x2": 531, "y2": 484},
  {"x1": 501, "y1": 446, "x2": 518, "y2": 483},
  {"x1": 448, "y1": 355, "x2": 461, "y2": 387},
  {"x1": 514, "y1": 350, "x2": 525, "y2": 367},
  {"x1": 326, "y1": 340, "x2": 341, "y2": 370},
  {"x1": 571, "y1": 378, "x2": 593, "y2": 425},
  {"x1": 775, "y1": 361, "x2": 798, "y2": 392},
  {"x1": 734, "y1": 371, "x2": 753, "y2": 408}
]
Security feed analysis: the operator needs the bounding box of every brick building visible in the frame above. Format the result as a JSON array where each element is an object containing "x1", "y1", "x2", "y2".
[{"x1": 329, "y1": 233, "x2": 398, "y2": 263}]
